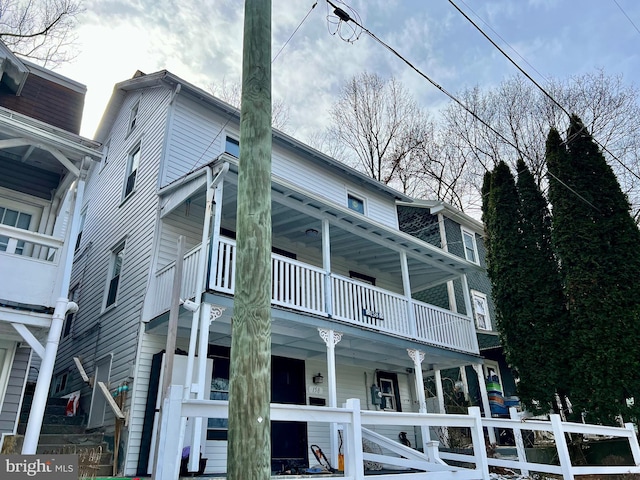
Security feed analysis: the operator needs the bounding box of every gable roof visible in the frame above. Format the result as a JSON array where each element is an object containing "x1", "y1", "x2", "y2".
[{"x1": 94, "y1": 69, "x2": 413, "y2": 203}]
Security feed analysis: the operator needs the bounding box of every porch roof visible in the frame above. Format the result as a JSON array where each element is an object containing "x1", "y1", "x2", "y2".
[
  {"x1": 146, "y1": 292, "x2": 482, "y2": 373},
  {"x1": 159, "y1": 156, "x2": 481, "y2": 291}
]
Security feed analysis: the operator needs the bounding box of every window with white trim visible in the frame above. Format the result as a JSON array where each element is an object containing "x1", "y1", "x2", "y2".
[
  {"x1": 347, "y1": 193, "x2": 365, "y2": 214},
  {"x1": 471, "y1": 290, "x2": 491, "y2": 330},
  {"x1": 104, "y1": 242, "x2": 125, "y2": 309},
  {"x1": 63, "y1": 285, "x2": 78, "y2": 338},
  {"x1": 75, "y1": 207, "x2": 86, "y2": 252},
  {"x1": 123, "y1": 145, "x2": 141, "y2": 198},
  {"x1": 461, "y1": 227, "x2": 479, "y2": 264},
  {"x1": 128, "y1": 101, "x2": 139, "y2": 132},
  {"x1": 100, "y1": 139, "x2": 110, "y2": 170},
  {"x1": 225, "y1": 136, "x2": 240, "y2": 157}
]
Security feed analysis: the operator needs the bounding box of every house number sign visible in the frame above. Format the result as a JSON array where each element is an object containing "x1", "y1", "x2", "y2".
[{"x1": 363, "y1": 309, "x2": 384, "y2": 320}]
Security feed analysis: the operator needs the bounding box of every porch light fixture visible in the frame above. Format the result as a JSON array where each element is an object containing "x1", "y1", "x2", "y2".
[
  {"x1": 313, "y1": 373, "x2": 324, "y2": 384},
  {"x1": 305, "y1": 228, "x2": 319, "y2": 237}
]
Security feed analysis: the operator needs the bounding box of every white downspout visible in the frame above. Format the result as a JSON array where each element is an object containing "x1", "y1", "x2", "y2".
[
  {"x1": 21, "y1": 160, "x2": 89, "y2": 454},
  {"x1": 181, "y1": 163, "x2": 228, "y2": 472}
]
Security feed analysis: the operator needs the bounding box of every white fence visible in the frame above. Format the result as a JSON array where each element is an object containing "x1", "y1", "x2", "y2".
[{"x1": 155, "y1": 387, "x2": 640, "y2": 480}]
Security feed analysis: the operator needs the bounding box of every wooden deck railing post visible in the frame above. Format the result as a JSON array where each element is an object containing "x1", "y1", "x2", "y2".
[
  {"x1": 468, "y1": 406, "x2": 491, "y2": 480},
  {"x1": 153, "y1": 385, "x2": 183, "y2": 480},
  {"x1": 550, "y1": 414, "x2": 574, "y2": 480},
  {"x1": 509, "y1": 406, "x2": 529, "y2": 477},
  {"x1": 344, "y1": 398, "x2": 364, "y2": 480},
  {"x1": 626, "y1": 423, "x2": 640, "y2": 466}
]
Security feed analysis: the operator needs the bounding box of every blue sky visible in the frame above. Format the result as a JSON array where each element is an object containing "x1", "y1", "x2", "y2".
[{"x1": 57, "y1": 0, "x2": 640, "y2": 141}]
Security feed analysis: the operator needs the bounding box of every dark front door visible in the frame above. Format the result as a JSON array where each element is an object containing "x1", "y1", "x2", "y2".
[{"x1": 271, "y1": 355, "x2": 308, "y2": 473}]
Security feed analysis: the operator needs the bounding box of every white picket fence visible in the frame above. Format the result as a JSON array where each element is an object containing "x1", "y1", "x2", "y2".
[{"x1": 154, "y1": 386, "x2": 640, "y2": 480}]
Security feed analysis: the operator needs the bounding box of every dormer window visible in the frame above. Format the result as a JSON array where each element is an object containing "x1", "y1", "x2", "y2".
[{"x1": 347, "y1": 193, "x2": 365, "y2": 214}]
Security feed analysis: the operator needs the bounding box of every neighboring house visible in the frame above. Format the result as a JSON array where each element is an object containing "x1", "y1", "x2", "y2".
[
  {"x1": 52, "y1": 70, "x2": 488, "y2": 476},
  {"x1": 0, "y1": 42, "x2": 101, "y2": 453},
  {"x1": 397, "y1": 200, "x2": 518, "y2": 419}
]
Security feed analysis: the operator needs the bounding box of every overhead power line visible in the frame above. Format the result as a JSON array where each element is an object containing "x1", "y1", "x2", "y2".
[
  {"x1": 187, "y1": 1, "x2": 319, "y2": 173},
  {"x1": 448, "y1": 0, "x2": 640, "y2": 185},
  {"x1": 324, "y1": 0, "x2": 604, "y2": 213},
  {"x1": 613, "y1": 0, "x2": 640, "y2": 36}
]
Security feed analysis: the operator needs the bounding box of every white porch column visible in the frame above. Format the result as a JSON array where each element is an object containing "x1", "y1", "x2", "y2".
[
  {"x1": 434, "y1": 369, "x2": 446, "y2": 414},
  {"x1": 407, "y1": 348, "x2": 433, "y2": 457},
  {"x1": 434, "y1": 369, "x2": 450, "y2": 447},
  {"x1": 23, "y1": 170, "x2": 87, "y2": 455},
  {"x1": 318, "y1": 328, "x2": 343, "y2": 467},
  {"x1": 209, "y1": 179, "x2": 224, "y2": 290},
  {"x1": 472, "y1": 363, "x2": 496, "y2": 444},
  {"x1": 189, "y1": 304, "x2": 225, "y2": 472},
  {"x1": 400, "y1": 251, "x2": 417, "y2": 337},
  {"x1": 322, "y1": 218, "x2": 332, "y2": 317}
]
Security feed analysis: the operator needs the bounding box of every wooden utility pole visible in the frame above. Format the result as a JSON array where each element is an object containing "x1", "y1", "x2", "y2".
[{"x1": 227, "y1": 1, "x2": 272, "y2": 479}]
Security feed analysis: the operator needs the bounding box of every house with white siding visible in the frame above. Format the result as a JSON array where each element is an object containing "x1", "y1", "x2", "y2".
[
  {"x1": 52, "y1": 70, "x2": 492, "y2": 476},
  {"x1": 0, "y1": 43, "x2": 101, "y2": 453}
]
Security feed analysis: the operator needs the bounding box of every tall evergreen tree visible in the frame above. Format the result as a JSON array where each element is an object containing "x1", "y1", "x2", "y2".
[
  {"x1": 483, "y1": 161, "x2": 565, "y2": 412},
  {"x1": 514, "y1": 158, "x2": 571, "y2": 410},
  {"x1": 547, "y1": 115, "x2": 640, "y2": 424}
]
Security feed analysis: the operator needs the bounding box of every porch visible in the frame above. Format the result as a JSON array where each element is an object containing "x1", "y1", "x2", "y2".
[{"x1": 145, "y1": 237, "x2": 478, "y2": 356}]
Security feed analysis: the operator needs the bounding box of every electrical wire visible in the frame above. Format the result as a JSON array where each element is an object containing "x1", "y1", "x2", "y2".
[
  {"x1": 186, "y1": 1, "x2": 319, "y2": 174},
  {"x1": 448, "y1": 0, "x2": 640, "y2": 186},
  {"x1": 613, "y1": 0, "x2": 640, "y2": 36},
  {"x1": 324, "y1": 0, "x2": 603, "y2": 213},
  {"x1": 273, "y1": 2, "x2": 318, "y2": 63}
]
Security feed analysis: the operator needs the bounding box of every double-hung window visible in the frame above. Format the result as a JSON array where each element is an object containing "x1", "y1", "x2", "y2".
[
  {"x1": 105, "y1": 242, "x2": 125, "y2": 309},
  {"x1": 461, "y1": 227, "x2": 479, "y2": 264},
  {"x1": 472, "y1": 290, "x2": 491, "y2": 330},
  {"x1": 128, "y1": 101, "x2": 139, "y2": 133},
  {"x1": 123, "y1": 145, "x2": 141, "y2": 198}
]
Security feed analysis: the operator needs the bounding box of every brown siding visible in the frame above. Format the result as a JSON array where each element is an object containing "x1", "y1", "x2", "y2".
[{"x1": 0, "y1": 74, "x2": 84, "y2": 134}]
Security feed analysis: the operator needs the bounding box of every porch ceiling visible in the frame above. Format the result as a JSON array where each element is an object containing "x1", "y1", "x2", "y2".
[
  {"x1": 169, "y1": 162, "x2": 478, "y2": 292},
  {"x1": 146, "y1": 294, "x2": 481, "y2": 374},
  {"x1": 0, "y1": 107, "x2": 100, "y2": 179}
]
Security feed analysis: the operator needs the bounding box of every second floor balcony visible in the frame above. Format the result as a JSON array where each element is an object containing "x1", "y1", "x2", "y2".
[{"x1": 144, "y1": 159, "x2": 481, "y2": 355}]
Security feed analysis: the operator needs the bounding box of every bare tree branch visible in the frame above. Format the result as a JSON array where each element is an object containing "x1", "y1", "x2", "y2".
[{"x1": 0, "y1": 0, "x2": 83, "y2": 67}]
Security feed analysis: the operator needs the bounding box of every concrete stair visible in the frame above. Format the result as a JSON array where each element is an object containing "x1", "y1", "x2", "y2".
[{"x1": 13, "y1": 388, "x2": 115, "y2": 477}]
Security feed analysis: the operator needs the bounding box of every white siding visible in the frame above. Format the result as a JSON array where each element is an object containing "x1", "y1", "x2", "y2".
[
  {"x1": 271, "y1": 145, "x2": 399, "y2": 229},
  {"x1": 54, "y1": 86, "x2": 172, "y2": 439},
  {"x1": 166, "y1": 95, "x2": 399, "y2": 229},
  {"x1": 0, "y1": 345, "x2": 31, "y2": 442},
  {"x1": 162, "y1": 96, "x2": 226, "y2": 186}
]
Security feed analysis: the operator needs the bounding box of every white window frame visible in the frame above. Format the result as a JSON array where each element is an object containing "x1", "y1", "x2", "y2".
[
  {"x1": 100, "y1": 139, "x2": 111, "y2": 171},
  {"x1": 0, "y1": 340, "x2": 17, "y2": 412},
  {"x1": 483, "y1": 360, "x2": 503, "y2": 392},
  {"x1": 75, "y1": 206, "x2": 86, "y2": 252},
  {"x1": 461, "y1": 227, "x2": 479, "y2": 264},
  {"x1": 103, "y1": 241, "x2": 125, "y2": 311},
  {"x1": 471, "y1": 290, "x2": 491, "y2": 331},
  {"x1": 123, "y1": 144, "x2": 141, "y2": 199},
  {"x1": 347, "y1": 192, "x2": 366, "y2": 215},
  {"x1": 128, "y1": 100, "x2": 140, "y2": 133},
  {"x1": 225, "y1": 136, "x2": 240, "y2": 157}
]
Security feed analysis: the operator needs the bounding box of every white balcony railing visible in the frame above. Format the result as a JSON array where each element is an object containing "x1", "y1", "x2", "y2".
[
  {"x1": 146, "y1": 237, "x2": 478, "y2": 354},
  {"x1": 0, "y1": 224, "x2": 63, "y2": 307}
]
